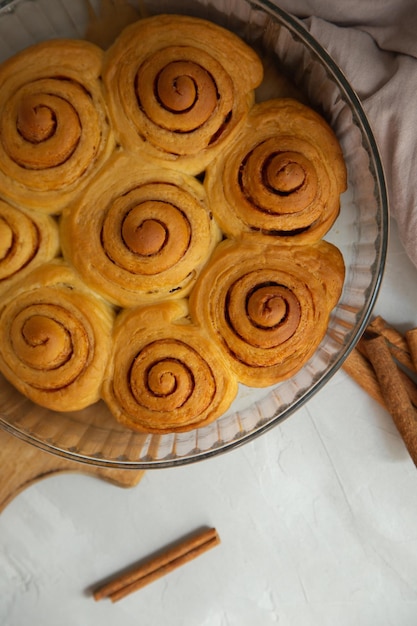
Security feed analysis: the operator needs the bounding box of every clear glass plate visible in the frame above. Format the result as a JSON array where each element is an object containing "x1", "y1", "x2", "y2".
[{"x1": 0, "y1": 0, "x2": 388, "y2": 468}]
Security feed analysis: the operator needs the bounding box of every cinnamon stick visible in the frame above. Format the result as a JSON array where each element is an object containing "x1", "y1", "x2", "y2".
[
  {"x1": 397, "y1": 367, "x2": 417, "y2": 409},
  {"x1": 367, "y1": 316, "x2": 416, "y2": 373},
  {"x1": 356, "y1": 335, "x2": 417, "y2": 409},
  {"x1": 93, "y1": 527, "x2": 220, "y2": 602},
  {"x1": 405, "y1": 328, "x2": 417, "y2": 372},
  {"x1": 364, "y1": 335, "x2": 417, "y2": 466},
  {"x1": 342, "y1": 348, "x2": 386, "y2": 408}
]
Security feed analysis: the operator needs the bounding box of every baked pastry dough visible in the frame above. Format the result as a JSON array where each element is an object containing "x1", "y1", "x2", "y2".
[
  {"x1": 60, "y1": 152, "x2": 221, "y2": 307},
  {"x1": 102, "y1": 14, "x2": 263, "y2": 174},
  {"x1": 189, "y1": 239, "x2": 345, "y2": 387},
  {"x1": 0, "y1": 200, "x2": 59, "y2": 296},
  {"x1": 102, "y1": 300, "x2": 238, "y2": 433},
  {"x1": 0, "y1": 39, "x2": 115, "y2": 214},
  {"x1": 0, "y1": 260, "x2": 115, "y2": 411},
  {"x1": 205, "y1": 98, "x2": 347, "y2": 243},
  {"x1": 0, "y1": 16, "x2": 348, "y2": 436}
]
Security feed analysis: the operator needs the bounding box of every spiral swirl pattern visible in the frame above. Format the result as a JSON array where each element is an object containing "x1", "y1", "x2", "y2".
[
  {"x1": 137, "y1": 53, "x2": 220, "y2": 133},
  {"x1": 60, "y1": 153, "x2": 221, "y2": 307},
  {"x1": 0, "y1": 16, "x2": 348, "y2": 438},
  {"x1": 0, "y1": 200, "x2": 59, "y2": 295},
  {"x1": 0, "y1": 262, "x2": 114, "y2": 411},
  {"x1": 102, "y1": 301, "x2": 238, "y2": 433},
  {"x1": 189, "y1": 240, "x2": 345, "y2": 386},
  {"x1": 205, "y1": 98, "x2": 347, "y2": 243},
  {"x1": 102, "y1": 14, "x2": 263, "y2": 174},
  {"x1": 0, "y1": 40, "x2": 115, "y2": 213}
]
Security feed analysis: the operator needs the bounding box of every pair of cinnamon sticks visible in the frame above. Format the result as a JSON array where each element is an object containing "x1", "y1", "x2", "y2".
[
  {"x1": 342, "y1": 315, "x2": 417, "y2": 465},
  {"x1": 93, "y1": 526, "x2": 220, "y2": 602}
]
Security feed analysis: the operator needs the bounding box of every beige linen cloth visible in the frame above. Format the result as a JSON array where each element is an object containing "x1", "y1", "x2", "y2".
[{"x1": 275, "y1": 0, "x2": 417, "y2": 268}]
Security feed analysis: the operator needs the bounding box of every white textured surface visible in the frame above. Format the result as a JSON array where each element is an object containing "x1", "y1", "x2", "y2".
[{"x1": 1, "y1": 218, "x2": 417, "y2": 626}]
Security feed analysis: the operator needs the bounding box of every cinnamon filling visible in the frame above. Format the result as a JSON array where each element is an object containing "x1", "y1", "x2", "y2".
[
  {"x1": 130, "y1": 341, "x2": 198, "y2": 412},
  {"x1": 20, "y1": 315, "x2": 72, "y2": 370},
  {"x1": 10, "y1": 93, "x2": 82, "y2": 170},
  {"x1": 155, "y1": 61, "x2": 217, "y2": 118},
  {"x1": 247, "y1": 286, "x2": 288, "y2": 328},
  {"x1": 122, "y1": 217, "x2": 167, "y2": 256},
  {"x1": 238, "y1": 141, "x2": 318, "y2": 219},
  {"x1": 147, "y1": 360, "x2": 179, "y2": 396},
  {"x1": 264, "y1": 155, "x2": 305, "y2": 194},
  {"x1": 245, "y1": 284, "x2": 301, "y2": 343},
  {"x1": 224, "y1": 274, "x2": 303, "y2": 352},
  {"x1": 17, "y1": 100, "x2": 56, "y2": 143}
]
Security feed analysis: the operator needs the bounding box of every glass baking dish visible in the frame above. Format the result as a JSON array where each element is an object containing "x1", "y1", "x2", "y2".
[{"x1": 0, "y1": 0, "x2": 388, "y2": 468}]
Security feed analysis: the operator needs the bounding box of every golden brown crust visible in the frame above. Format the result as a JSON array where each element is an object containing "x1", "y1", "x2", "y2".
[
  {"x1": 0, "y1": 39, "x2": 115, "y2": 214},
  {"x1": 189, "y1": 239, "x2": 345, "y2": 387},
  {"x1": 0, "y1": 200, "x2": 60, "y2": 296},
  {"x1": 0, "y1": 260, "x2": 115, "y2": 411},
  {"x1": 205, "y1": 98, "x2": 347, "y2": 244},
  {"x1": 102, "y1": 14, "x2": 263, "y2": 174},
  {"x1": 0, "y1": 16, "x2": 348, "y2": 434},
  {"x1": 102, "y1": 300, "x2": 238, "y2": 433},
  {"x1": 60, "y1": 152, "x2": 221, "y2": 307}
]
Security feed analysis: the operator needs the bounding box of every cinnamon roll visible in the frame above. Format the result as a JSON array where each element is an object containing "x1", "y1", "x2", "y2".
[
  {"x1": 102, "y1": 300, "x2": 238, "y2": 433},
  {"x1": 102, "y1": 14, "x2": 263, "y2": 174},
  {"x1": 0, "y1": 39, "x2": 115, "y2": 214},
  {"x1": 0, "y1": 261, "x2": 115, "y2": 411},
  {"x1": 60, "y1": 152, "x2": 221, "y2": 307},
  {"x1": 0, "y1": 200, "x2": 59, "y2": 296},
  {"x1": 189, "y1": 239, "x2": 345, "y2": 387},
  {"x1": 205, "y1": 98, "x2": 347, "y2": 243}
]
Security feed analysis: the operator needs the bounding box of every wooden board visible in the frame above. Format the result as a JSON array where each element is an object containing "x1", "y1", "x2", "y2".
[{"x1": 0, "y1": 428, "x2": 144, "y2": 513}]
